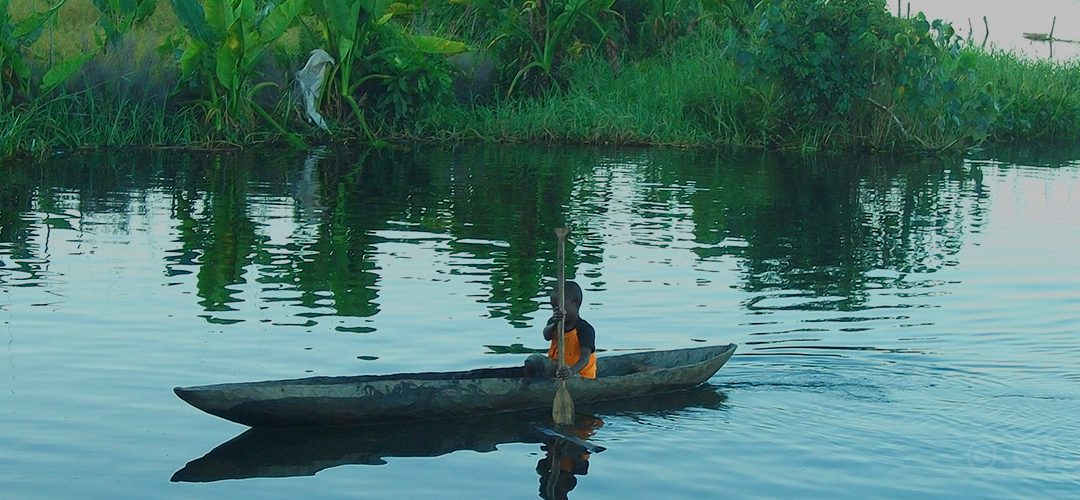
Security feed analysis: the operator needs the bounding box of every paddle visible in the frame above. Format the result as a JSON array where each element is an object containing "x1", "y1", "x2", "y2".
[
  {"x1": 552, "y1": 227, "x2": 575, "y2": 426},
  {"x1": 544, "y1": 438, "x2": 565, "y2": 499},
  {"x1": 538, "y1": 425, "x2": 606, "y2": 454}
]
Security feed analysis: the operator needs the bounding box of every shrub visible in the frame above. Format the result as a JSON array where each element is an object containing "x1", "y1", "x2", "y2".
[
  {"x1": 749, "y1": 0, "x2": 995, "y2": 149},
  {"x1": 362, "y1": 26, "x2": 455, "y2": 127}
]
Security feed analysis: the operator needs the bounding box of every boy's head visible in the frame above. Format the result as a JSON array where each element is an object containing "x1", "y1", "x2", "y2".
[{"x1": 550, "y1": 281, "x2": 583, "y2": 317}]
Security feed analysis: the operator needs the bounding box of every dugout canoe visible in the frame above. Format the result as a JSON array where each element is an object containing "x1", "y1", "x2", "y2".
[{"x1": 173, "y1": 343, "x2": 737, "y2": 427}]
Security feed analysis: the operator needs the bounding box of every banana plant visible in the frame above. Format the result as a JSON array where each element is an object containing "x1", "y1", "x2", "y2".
[
  {"x1": 91, "y1": 0, "x2": 157, "y2": 48},
  {"x1": 170, "y1": 0, "x2": 307, "y2": 146},
  {"x1": 471, "y1": 0, "x2": 616, "y2": 96},
  {"x1": 306, "y1": 0, "x2": 392, "y2": 141},
  {"x1": 306, "y1": 0, "x2": 465, "y2": 139},
  {"x1": 2, "y1": 0, "x2": 83, "y2": 105},
  {"x1": 520, "y1": 0, "x2": 616, "y2": 95}
]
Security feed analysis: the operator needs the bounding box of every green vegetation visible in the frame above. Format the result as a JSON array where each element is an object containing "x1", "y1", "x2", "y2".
[
  {"x1": 2, "y1": 0, "x2": 1080, "y2": 160},
  {"x1": 169, "y1": 0, "x2": 308, "y2": 145},
  {"x1": 93, "y1": 0, "x2": 158, "y2": 48}
]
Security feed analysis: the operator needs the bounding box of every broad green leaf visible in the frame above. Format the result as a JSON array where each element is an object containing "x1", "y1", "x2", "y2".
[
  {"x1": 315, "y1": 0, "x2": 356, "y2": 36},
  {"x1": 41, "y1": 53, "x2": 94, "y2": 93},
  {"x1": 12, "y1": 2, "x2": 62, "y2": 43},
  {"x1": 135, "y1": 0, "x2": 158, "y2": 22},
  {"x1": 170, "y1": 0, "x2": 213, "y2": 42},
  {"x1": 177, "y1": 42, "x2": 204, "y2": 78},
  {"x1": 360, "y1": 0, "x2": 393, "y2": 19},
  {"x1": 259, "y1": 0, "x2": 306, "y2": 41},
  {"x1": 410, "y1": 34, "x2": 467, "y2": 55},
  {"x1": 203, "y1": 0, "x2": 231, "y2": 38},
  {"x1": 239, "y1": 0, "x2": 256, "y2": 25},
  {"x1": 338, "y1": 35, "x2": 354, "y2": 62},
  {"x1": 240, "y1": 27, "x2": 257, "y2": 69},
  {"x1": 243, "y1": 0, "x2": 306, "y2": 69},
  {"x1": 215, "y1": 43, "x2": 238, "y2": 89},
  {"x1": 11, "y1": 57, "x2": 31, "y2": 81}
]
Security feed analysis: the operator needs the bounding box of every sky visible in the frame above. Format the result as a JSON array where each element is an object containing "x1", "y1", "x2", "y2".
[{"x1": 903, "y1": 0, "x2": 1080, "y2": 60}]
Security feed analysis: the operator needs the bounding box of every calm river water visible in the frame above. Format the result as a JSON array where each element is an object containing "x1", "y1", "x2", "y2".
[{"x1": 2, "y1": 145, "x2": 1078, "y2": 498}]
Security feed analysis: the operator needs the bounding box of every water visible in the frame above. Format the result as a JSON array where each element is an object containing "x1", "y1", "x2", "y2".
[
  {"x1": 905, "y1": 0, "x2": 1080, "y2": 60},
  {"x1": 1, "y1": 144, "x2": 1079, "y2": 498}
]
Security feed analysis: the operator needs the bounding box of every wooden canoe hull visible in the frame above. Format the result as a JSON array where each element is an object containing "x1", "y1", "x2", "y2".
[{"x1": 174, "y1": 343, "x2": 736, "y2": 427}]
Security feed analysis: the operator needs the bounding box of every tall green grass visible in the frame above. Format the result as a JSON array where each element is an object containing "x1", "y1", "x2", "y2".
[
  {"x1": 404, "y1": 27, "x2": 748, "y2": 147},
  {"x1": 0, "y1": 87, "x2": 311, "y2": 158},
  {"x1": 974, "y1": 51, "x2": 1080, "y2": 142}
]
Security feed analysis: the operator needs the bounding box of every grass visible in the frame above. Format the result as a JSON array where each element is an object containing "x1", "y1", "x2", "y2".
[
  {"x1": 401, "y1": 28, "x2": 754, "y2": 147},
  {"x1": 4, "y1": 93, "x2": 191, "y2": 158},
  {"x1": 975, "y1": 51, "x2": 1080, "y2": 142}
]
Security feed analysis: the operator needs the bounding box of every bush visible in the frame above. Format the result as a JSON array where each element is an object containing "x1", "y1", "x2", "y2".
[
  {"x1": 748, "y1": 0, "x2": 995, "y2": 149},
  {"x1": 751, "y1": 0, "x2": 891, "y2": 120},
  {"x1": 362, "y1": 26, "x2": 456, "y2": 127}
]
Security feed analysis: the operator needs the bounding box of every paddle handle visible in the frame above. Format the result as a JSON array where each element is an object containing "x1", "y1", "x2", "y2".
[{"x1": 554, "y1": 227, "x2": 569, "y2": 370}]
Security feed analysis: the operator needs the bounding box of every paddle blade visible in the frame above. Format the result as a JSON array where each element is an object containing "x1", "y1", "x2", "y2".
[{"x1": 552, "y1": 380, "x2": 575, "y2": 425}]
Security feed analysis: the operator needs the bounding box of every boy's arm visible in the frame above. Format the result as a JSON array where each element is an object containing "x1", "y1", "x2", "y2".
[
  {"x1": 565, "y1": 346, "x2": 593, "y2": 376},
  {"x1": 542, "y1": 311, "x2": 563, "y2": 341},
  {"x1": 559, "y1": 320, "x2": 595, "y2": 377}
]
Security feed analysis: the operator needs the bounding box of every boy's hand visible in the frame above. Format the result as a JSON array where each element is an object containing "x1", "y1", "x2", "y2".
[
  {"x1": 542, "y1": 310, "x2": 563, "y2": 341},
  {"x1": 555, "y1": 366, "x2": 572, "y2": 379}
]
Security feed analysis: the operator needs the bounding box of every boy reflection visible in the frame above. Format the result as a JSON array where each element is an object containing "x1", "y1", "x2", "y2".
[{"x1": 536, "y1": 416, "x2": 602, "y2": 499}]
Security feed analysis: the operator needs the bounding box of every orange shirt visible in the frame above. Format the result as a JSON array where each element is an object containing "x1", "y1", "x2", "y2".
[{"x1": 547, "y1": 319, "x2": 597, "y2": 379}]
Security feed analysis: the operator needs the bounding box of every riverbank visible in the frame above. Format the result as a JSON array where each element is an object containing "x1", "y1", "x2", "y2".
[{"x1": 3, "y1": 0, "x2": 1080, "y2": 161}]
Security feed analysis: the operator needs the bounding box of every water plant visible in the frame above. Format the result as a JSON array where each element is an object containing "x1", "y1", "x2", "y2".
[
  {"x1": 304, "y1": 0, "x2": 465, "y2": 136},
  {"x1": 867, "y1": 13, "x2": 996, "y2": 149},
  {"x1": 407, "y1": 28, "x2": 742, "y2": 146},
  {"x1": 613, "y1": 0, "x2": 752, "y2": 55},
  {"x1": 972, "y1": 51, "x2": 1080, "y2": 142}
]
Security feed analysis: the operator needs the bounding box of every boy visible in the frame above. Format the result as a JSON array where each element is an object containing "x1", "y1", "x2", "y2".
[{"x1": 525, "y1": 281, "x2": 597, "y2": 379}]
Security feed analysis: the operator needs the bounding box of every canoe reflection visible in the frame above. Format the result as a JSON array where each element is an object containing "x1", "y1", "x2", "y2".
[{"x1": 171, "y1": 385, "x2": 727, "y2": 483}]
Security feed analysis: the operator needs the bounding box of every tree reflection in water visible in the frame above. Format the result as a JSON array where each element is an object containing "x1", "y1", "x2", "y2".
[{"x1": 0, "y1": 144, "x2": 1021, "y2": 330}]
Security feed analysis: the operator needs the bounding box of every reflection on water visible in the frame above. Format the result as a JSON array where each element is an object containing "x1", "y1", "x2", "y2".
[
  {"x1": 171, "y1": 386, "x2": 724, "y2": 487},
  {"x1": 171, "y1": 412, "x2": 546, "y2": 481},
  {"x1": 537, "y1": 415, "x2": 604, "y2": 500},
  {"x1": 0, "y1": 146, "x2": 992, "y2": 332}
]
